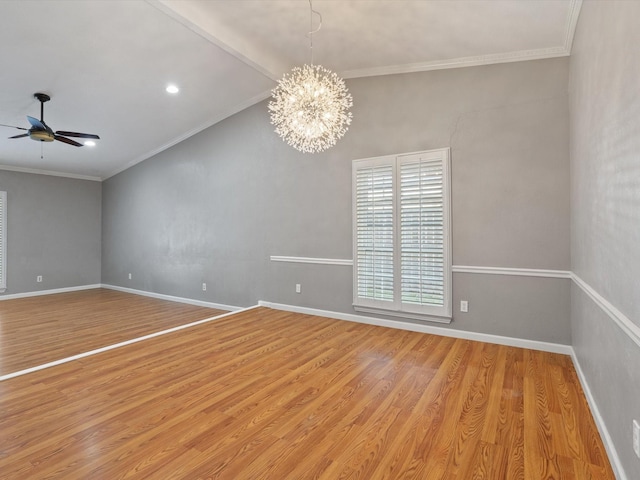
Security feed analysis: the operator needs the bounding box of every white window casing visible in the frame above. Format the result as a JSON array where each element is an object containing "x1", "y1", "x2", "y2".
[
  {"x1": 352, "y1": 149, "x2": 451, "y2": 322},
  {"x1": 0, "y1": 191, "x2": 6, "y2": 292}
]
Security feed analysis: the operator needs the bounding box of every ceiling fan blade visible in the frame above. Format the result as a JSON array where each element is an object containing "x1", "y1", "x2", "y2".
[
  {"x1": 9, "y1": 133, "x2": 29, "y2": 139},
  {"x1": 55, "y1": 130, "x2": 100, "y2": 140},
  {"x1": 0, "y1": 123, "x2": 28, "y2": 131},
  {"x1": 27, "y1": 116, "x2": 46, "y2": 130},
  {"x1": 54, "y1": 135, "x2": 83, "y2": 147}
]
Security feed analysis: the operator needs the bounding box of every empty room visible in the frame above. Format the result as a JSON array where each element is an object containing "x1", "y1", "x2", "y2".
[{"x1": 0, "y1": 0, "x2": 637, "y2": 478}]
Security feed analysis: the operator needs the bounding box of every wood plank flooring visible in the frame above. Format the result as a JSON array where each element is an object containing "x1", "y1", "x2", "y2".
[
  {"x1": 0, "y1": 288, "x2": 225, "y2": 375},
  {"x1": 0, "y1": 307, "x2": 614, "y2": 479}
]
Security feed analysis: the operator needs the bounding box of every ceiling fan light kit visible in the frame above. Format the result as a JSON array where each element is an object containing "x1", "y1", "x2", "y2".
[
  {"x1": 269, "y1": 0, "x2": 353, "y2": 154},
  {"x1": 29, "y1": 130, "x2": 54, "y2": 142},
  {"x1": 0, "y1": 92, "x2": 100, "y2": 148}
]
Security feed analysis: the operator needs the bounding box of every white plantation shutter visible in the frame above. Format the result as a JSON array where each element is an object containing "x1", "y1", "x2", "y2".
[
  {"x1": 399, "y1": 154, "x2": 445, "y2": 308},
  {"x1": 0, "y1": 191, "x2": 6, "y2": 291},
  {"x1": 353, "y1": 149, "x2": 451, "y2": 320},
  {"x1": 355, "y1": 163, "x2": 395, "y2": 304}
]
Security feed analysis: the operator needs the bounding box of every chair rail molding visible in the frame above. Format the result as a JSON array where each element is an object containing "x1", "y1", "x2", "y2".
[
  {"x1": 571, "y1": 273, "x2": 640, "y2": 349},
  {"x1": 270, "y1": 256, "x2": 353, "y2": 266},
  {"x1": 452, "y1": 265, "x2": 571, "y2": 278}
]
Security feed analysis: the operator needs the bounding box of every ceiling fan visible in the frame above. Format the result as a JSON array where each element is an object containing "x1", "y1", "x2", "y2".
[{"x1": 0, "y1": 93, "x2": 100, "y2": 147}]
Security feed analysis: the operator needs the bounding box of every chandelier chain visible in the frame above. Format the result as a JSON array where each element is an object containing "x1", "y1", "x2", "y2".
[{"x1": 308, "y1": 0, "x2": 322, "y2": 65}]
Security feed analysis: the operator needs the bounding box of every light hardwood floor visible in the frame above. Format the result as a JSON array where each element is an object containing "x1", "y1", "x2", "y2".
[
  {"x1": 0, "y1": 304, "x2": 614, "y2": 479},
  {"x1": 0, "y1": 288, "x2": 225, "y2": 375}
]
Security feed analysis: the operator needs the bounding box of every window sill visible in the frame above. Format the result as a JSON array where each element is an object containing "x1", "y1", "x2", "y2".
[{"x1": 353, "y1": 305, "x2": 452, "y2": 324}]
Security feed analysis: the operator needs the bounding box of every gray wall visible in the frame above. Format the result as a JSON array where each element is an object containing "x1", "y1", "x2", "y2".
[
  {"x1": 569, "y1": 1, "x2": 640, "y2": 478},
  {"x1": 0, "y1": 170, "x2": 101, "y2": 294},
  {"x1": 102, "y1": 57, "x2": 571, "y2": 344}
]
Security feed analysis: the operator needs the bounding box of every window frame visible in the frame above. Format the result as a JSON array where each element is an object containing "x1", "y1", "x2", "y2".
[{"x1": 352, "y1": 148, "x2": 452, "y2": 322}]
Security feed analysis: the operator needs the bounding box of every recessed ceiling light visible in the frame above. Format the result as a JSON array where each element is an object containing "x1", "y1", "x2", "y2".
[
  {"x1": 84, "y1": 140, "x2": 96, "y2": 147},
  {"x1": 166, "y1": 84, "x2": 179, "y2": 94}
]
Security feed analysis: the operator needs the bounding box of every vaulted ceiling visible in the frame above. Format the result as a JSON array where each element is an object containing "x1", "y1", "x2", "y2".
[{"x1": 0, "y1": 0, "x2": 581, "y2": 180}]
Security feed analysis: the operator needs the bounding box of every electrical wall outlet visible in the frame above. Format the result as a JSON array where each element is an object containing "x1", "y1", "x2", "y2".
[
  {"x1": 633, "y1": 419, "x2": 640, "y2": 458},
  {"x1": 128, "y1": 273, "x2": 132, "y2": 280},
  {"x1": 460, "y1": 300, "x2": 468, "y2": 312},
  {"x1": 36, "y1": 275, "x2": 42, "y2": 283},
  {"x1": 295, "y1": 283, "x2": 301, "y2": 294},
  {"x1": 202, "y1": 283, "x2": 207, "y2": 291}
]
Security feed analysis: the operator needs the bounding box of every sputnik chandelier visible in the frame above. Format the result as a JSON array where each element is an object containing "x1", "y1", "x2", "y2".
[{"x1": 269, "y1": 0, "x2": 353, "y2": 153}]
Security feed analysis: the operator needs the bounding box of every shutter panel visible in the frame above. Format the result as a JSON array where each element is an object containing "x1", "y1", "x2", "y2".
[
  {"x1": 355, "y1": 164, "x2": 394, "y2": 303},
  {"x1": 400, "y1": 155, "x2": 444, "y2": 307}
]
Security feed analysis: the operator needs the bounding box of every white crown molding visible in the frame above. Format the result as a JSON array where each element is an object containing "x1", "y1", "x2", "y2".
[
  {"x1": 146, "y1": 0, "x2": 283, "y2": 81},
  {"x1": 151, "y1": 0, "x2": 581, "y2": 83},
  {"x1": 564, "y1": 0, "x2": 583, "y2": 54},
  {"x1": 571, "y1": 273, "x2": 640, "y2": 349},
  {"x1": 108, "y1": 1, "x2": 583, "y2": 180},
  {"x1": 341, "y1": 0, "x2": 582, "y2": 79},
  {"x1": 0, "y1": 164, "x2": 101, "y2": 182},
  {"x1": 103, "y1": 89, "x2": 272, "y2": 180},
  {"x1": 103, "y1": 90, "x2": 272, "y2": 180},
  {"x1": 340, "y1": 47, "x2": 570, "y2": 80},
  {"x1": 270, "y1": 255, "x2": 353, "y2": 266},
  {"x1": 452, "y1": 265, "x2": 572, "y2": 279}
]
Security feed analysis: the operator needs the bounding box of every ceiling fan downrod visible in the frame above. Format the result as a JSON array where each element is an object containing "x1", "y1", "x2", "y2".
[{"x1": 34, "y1": 92, "x2": 50, "y2": 122}]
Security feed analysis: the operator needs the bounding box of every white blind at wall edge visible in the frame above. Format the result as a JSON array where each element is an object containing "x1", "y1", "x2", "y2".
[
  {"x1": 400, "y1": 159, "x2": 444, "y2": 306},
  {"x1": 355, "y1": 165, "x2": 394, "y2": 302},
  {"x1": 0, "y1": 192, "x2": 5, "y2": 288}
]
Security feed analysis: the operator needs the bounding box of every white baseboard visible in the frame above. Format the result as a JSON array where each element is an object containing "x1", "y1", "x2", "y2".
[
  {"x1": 570, "y1": 349, "x2": 627, "y2": 480},
  {"x1": 0, "y1": 283, "x2": 243, "y2": 312},
  {"x1": 0, "y1": 283, "x2": 623, "y2": 477},
  {"x1": 0, "y1": 305, "x2": 260, "y2": 382},
  {"x1": 101, "y1": 284, "x2": 242, "y2": 312},
  {"x1": 258, "y1": 300, "x2": 624, "y2": 477},
  {"x1": 0, "y1": 284, "x2": 102, "y2": 301},
  {"x1": 0, "y1": 282, "x2": 624, "y2": 478},
  {"x1": 258, "y1": 300, "x2": 573, "y2": 355}
]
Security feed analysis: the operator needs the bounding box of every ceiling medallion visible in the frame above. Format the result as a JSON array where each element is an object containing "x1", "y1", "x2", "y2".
[{"x1": 269, "y1": 1, "x2": 352, "y2": 154}]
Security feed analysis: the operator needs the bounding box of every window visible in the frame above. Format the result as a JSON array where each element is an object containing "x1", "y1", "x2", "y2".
[
  {"x1": 0, "y1": 191, "x2": 5, "y2": 292},
  {"x1": 352, "y1": 149, "x2": 451, "y2": 322}
]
